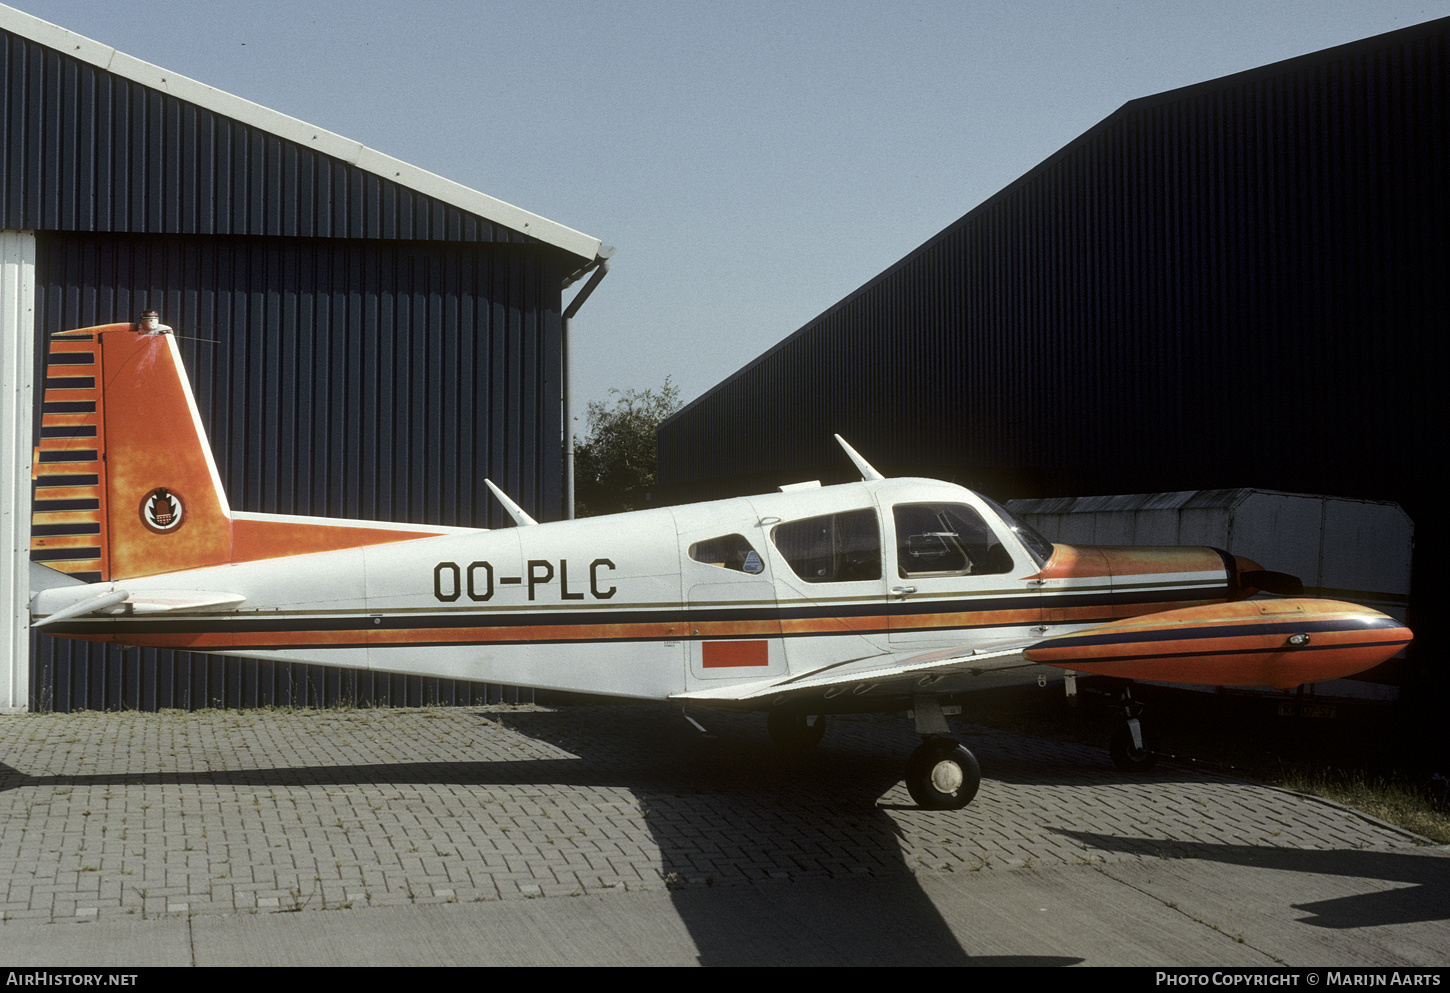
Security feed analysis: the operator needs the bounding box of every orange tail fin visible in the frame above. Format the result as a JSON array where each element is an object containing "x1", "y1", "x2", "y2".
[
  {"x1": 32, "y1": 322, "x2": 233, "y2": 581},
  {"x1": 32, "y1": 320, "x2": 466, "y2": 583}
]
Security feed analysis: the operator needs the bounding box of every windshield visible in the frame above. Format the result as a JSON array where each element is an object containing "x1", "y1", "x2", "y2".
[{"x1": 977, "y1": 495, "x2": 1056, "y2": 568}]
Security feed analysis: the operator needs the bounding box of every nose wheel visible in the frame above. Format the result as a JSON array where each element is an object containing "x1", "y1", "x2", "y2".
[
  {"x1": 906, "y1": 737, "x2": 981, "y2": 810},
  {"x1": 1109, "y1": 719, "x2": 1158, "y2": 771}
]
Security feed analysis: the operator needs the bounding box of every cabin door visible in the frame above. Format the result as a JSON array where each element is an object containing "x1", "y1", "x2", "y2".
[
  {"x1": 677, "y1": 524, "x2": 786, "y2": 691},
  {"x1": 884, "y1": 500, "x2": 1039, "y2": 651}
]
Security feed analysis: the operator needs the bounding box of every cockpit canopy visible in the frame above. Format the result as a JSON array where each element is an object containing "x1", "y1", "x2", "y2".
[{"x1": 681, "y1": 481, "x2": 1055, "y2": 586}]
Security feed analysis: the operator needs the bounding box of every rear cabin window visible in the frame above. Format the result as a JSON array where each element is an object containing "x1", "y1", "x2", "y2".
[
  {"x1": 688, "y1": 534, "x2": 764, "y2": 574},
  {"x1": 893, "y1": 503, "x2": 1014, "y2": 577},
  {"x1": 771, "y1": 509, "x2": 881, "y2": 583}
]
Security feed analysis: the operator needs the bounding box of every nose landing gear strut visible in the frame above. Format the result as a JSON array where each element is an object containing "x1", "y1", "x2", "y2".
[{"x1": 1107, "y1": 685, "x2": 1159, "y2": 772}]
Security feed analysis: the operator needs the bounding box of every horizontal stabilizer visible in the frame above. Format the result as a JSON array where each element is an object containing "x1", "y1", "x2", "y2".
[
  {"x1": 115, "y1": 591, "x2": 248, "y2": 615},
  {"x1": 31, "y1": 590, "x2": 130, "y2": 628},
  {"x1": 31, "y1": 583, "x2": 246, "y2": 627}
]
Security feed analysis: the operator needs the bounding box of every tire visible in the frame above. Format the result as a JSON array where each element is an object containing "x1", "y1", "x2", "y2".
[
  {"x1": 1109, "y1": 721, "x2": 1158, "y2": 772},
  {"x1": 906, "y1": 738, "x2": 981, "y2": 810},
  {"x1": 767, "y1": 710, "x2": 826, "y2": 749}
]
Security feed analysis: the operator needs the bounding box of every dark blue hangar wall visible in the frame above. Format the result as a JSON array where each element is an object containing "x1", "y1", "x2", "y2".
[
  {"x1": 657, "y1": 17, "x2": 1449, "y2": 514},
  {"x1": 656, "y1": 17, "x2": 1450, "y2": 737},
  {"x1": 4, "y1": 24, "x2": 572, "y2": 711}
]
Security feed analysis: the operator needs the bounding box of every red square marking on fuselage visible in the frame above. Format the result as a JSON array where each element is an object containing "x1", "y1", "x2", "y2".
[{"x1": 702, "y1": 640, "x2": 769, "y2": 668}]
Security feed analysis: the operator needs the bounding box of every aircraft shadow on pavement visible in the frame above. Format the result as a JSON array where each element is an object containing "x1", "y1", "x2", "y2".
[
  {"x1": 0, "y1": 706, "x2": 921, "y2": 801},
  {"x1": 0, "y1": 707, "x2": 1089, "y2": 966},
  {"x1": 1058, "y1": 829, "x2": 1450, "y2": 929},
  {"x1": 495, "y1": 706, "x2": 990, "y2": 965},
  {"x1": 0, "y1": 704, "x2": 1299, "y2": 966}
]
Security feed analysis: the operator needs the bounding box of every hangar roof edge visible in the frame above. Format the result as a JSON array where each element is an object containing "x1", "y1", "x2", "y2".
[
  {"x1": 660, "y1": 14, "x2": 1450, "y2": 428},
  {"x1": 0, "y1": 3, "x2": 604, "y2": 265}
]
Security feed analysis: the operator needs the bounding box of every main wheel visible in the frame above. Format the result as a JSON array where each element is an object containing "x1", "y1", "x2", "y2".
[
  {"x1": 1109, "y1": 720, "x2": 1158, "y2": 772},
  {"x1": 906, "y1": 738, "x2": 981, "y2": 810},
  {"x1": 767, "y1": 710, "x2": 826, "y2": 749}
]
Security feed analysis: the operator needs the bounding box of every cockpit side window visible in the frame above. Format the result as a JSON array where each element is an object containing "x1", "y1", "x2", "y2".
[
  {"x1": 688, "y1": 534, "x2": 765, "y2": 574},
  {"x1": 771, "y1": 509, "x2": 881, "y2": 583},
  {"x1": 893, "y1": 503, "x2": 1014, "y2": 577}
]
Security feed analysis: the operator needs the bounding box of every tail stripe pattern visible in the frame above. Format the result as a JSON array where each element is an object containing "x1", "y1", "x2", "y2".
[{"x1": 31, "y1": 333, "x2": 109, "y2": 582}]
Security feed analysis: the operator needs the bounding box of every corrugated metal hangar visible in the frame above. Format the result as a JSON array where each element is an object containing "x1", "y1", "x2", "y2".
[
  {"x1": 1, "y1": 7, "x2": 609, "y2": 711},
  {"x1": 656, "y1": 18, "x2": 1448, "y2": 698}
]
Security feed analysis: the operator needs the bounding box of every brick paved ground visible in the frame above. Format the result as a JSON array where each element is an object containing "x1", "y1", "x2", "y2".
[{"x1": 0, "y1": 704, "x2": 1426, "y2": 924}]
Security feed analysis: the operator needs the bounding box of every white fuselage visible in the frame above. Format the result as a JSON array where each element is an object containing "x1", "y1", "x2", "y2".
[{"x1": 41, "y1": 478, "x2": 1236, "y2": 703}]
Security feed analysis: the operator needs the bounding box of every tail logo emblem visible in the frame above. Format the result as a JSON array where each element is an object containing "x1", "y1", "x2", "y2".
[{"x1": 141, "y1": 488, "x2": 186, "y2": 534}]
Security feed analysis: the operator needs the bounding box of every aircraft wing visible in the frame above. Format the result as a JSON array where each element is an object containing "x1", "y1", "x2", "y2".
[
  {"x1": 670, "y1": 642, "x2": 1040, "y2": 705},
  {"x1": 671, "y1": 596, "x2": 1413, "y2": 705}
]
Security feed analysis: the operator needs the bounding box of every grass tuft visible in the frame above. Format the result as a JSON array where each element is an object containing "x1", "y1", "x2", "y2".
[
  {"x1": 1271, "y1": 766, "x2": 1450, "y2": 843},
  {"x1": 964, "y1": 681, "x2": 1450, "y2": 844}
]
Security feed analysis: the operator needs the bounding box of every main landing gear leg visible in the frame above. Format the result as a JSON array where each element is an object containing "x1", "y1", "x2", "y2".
[
  {"x1": 905, "y1": 695, "x2": 981, "y2": 810},
  {"x1": 1108, "y1": 685, "x2": 1158, "y2": 772}
]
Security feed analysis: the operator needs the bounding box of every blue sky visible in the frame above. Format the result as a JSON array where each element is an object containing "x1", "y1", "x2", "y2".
[{"x1": 12, "y1": 0, "x2": 1450, "y2": 424}]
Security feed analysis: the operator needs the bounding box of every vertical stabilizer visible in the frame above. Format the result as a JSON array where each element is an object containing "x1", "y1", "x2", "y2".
[
  {"x1": 32, "y1": 317, "x2": 470, "y2": 584},
  {"x1": 32, "y1": 321, "x2": 234, "y2": 581}
]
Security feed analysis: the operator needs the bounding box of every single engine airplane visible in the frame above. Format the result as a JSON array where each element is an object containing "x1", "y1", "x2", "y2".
[{"x1": 27, "y1": 317, "x2": 1413, "y2": 809}]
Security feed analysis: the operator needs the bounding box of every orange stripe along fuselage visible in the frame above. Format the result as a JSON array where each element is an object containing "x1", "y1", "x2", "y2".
[{"x1": 30, "y1": 324, "x2": 1412, "y2": 704}]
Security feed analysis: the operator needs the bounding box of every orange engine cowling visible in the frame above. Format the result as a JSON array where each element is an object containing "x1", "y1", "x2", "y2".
[{"x1": 1024, "y1": 599, "x2": 1411, "y2": 690}]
